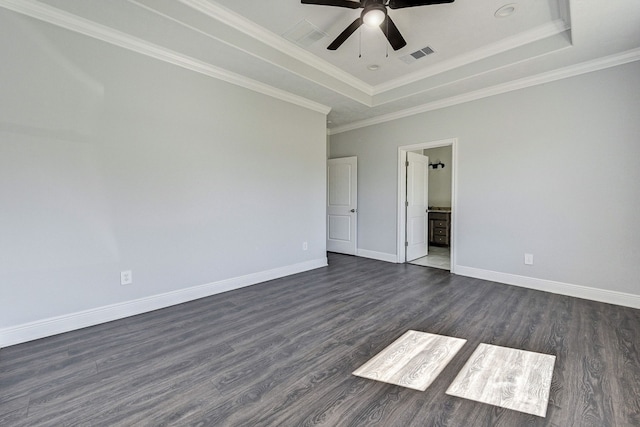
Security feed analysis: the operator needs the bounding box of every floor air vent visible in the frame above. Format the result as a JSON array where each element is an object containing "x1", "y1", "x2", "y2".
[{"x1": 400, "y1": 46, "x2": 435, "y2": 64}]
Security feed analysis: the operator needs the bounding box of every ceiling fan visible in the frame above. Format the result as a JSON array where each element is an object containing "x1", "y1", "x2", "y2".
[{"x1": 301, "y1": 0, "x2": 455, "y2": 51}]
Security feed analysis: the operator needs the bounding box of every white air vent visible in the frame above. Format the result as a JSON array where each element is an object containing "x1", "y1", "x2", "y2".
[
  {"x1": 400, "y1": 46, "x2": 436, "y2": 64},
  {"x1": 283, "y1": 20, "x2": 328, "y2": 47}
]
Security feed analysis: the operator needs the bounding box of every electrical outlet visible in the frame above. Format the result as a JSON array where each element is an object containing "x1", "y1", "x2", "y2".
[
  {"x1": 302, "y1": 241, "x2": 308, "y2": 251},
  {"x1": 120, "y1": 270, "x2": 133, "y2": 285},
  {"x1": 524, "y1": 254, "x2": 534, "y2": 265}
]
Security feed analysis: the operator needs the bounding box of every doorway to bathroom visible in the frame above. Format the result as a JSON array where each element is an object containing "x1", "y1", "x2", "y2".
[{"x1": 397, "y1": 138, "x2": 456, "y2": 271}]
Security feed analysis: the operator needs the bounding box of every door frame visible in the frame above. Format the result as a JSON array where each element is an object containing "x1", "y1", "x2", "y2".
[
  {"x1": 327, "y1": 156, "x2": 357, "y2": 255},
  {"x1": 397, "y1": 138, "x2": 458, "y2": 271}
]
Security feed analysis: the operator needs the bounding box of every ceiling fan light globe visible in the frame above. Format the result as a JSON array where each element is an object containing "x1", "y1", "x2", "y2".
[{"x1": 363, "y1": 8, "x2": 386, "y2": 27}]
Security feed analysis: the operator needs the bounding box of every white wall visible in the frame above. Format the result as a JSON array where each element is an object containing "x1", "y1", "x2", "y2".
[
  {"x1": 0, "y1": 11, "x2": 327, "y2": 344},
  {"x1": 424, "y1": 146, "x2": 452, "y2": 207},
  {"x1": 330, "y1": 61, "x2": 640, "y2": 300}
]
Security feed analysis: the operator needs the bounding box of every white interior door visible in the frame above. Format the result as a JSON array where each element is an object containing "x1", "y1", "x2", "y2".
[
  {"x1": 327, "y1": 157, "x2": 357, "y2": 255},
  {"x1": 406, "y1": 151, "x2": 429, "y2": 261}
]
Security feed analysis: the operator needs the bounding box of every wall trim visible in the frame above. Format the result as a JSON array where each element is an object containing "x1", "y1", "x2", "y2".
[
  {"x1": 373, "y1": 19, "x2": 570, "y2": 95},
  {"x1": 0, "y1": 258, "x2": 328, "y2": 348},
  {"x1": 0, "y1": 0, "x2": 331, "y2": 115},
  {"x1": 455, "y1": 265, "x2": 640, "y2": 310},
  {"x1": 356, "y1": 249, "x2": 398, "y2": 263},
  {"x1": 178, "y1": 0, "x2": 372, "y2": 97},
  {"x1": 177, "y1": 1, "x2": 570, "y2": 102},
  {"x1": 329, "y1": 47, "x2": 640, "y2": 135},
  {"x1": 0, "y1": 0, "x2": 575, "y2": 112}
]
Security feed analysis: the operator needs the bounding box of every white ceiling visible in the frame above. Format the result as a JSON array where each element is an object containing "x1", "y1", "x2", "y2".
[
  {"x1": 2, "y1": 0, "x2": 639, "y2": 132},
  {"x1": 215, "y1": 0, "x2": 568, "y2": 86}
]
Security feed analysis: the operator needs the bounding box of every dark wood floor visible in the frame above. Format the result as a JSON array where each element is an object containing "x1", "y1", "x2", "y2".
[{"x1": 2, "y1": 254, "x2": 639, "y2": 426}]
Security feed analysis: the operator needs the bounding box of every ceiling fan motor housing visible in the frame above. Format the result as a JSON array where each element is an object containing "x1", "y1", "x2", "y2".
[
  {"x1": 362, "y1": 1, "x2": 388, "y2": 27},
  {"x1": 301, "y1": 0, "x2": 455, "y2": 51}
]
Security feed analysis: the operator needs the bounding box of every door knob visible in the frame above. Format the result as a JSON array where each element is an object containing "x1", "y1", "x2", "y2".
[{"x1": 350, "y1": 209, "x2": 357, "y2": 213}]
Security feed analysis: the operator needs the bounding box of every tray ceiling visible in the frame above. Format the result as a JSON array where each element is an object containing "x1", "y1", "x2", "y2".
[{"x1": 2, "y1": 0, "x2": 639, "y2": 132}]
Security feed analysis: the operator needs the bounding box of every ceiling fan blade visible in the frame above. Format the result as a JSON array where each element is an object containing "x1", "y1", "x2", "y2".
[
  {"x1": 301, "y1": 0, "x2": 361, "y2": 9},
  {"x1": 388, "y1": 0, "x2": 454, "y2": 9},
  {"x1": 327, "y1": 18, "x2": 363, "y2": 50},
  {"x1": 380, "y1": 16, "x2": 407, "y2": 50}
]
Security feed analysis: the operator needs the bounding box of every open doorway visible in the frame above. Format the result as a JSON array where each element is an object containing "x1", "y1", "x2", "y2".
[{"x1": 397, "y1": 138, "x2": 457, "y2": 272}]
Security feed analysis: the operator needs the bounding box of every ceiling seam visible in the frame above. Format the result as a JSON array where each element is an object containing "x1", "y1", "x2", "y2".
[
  {"x1": 371, "y1": 33, "x2": 573, "y2": 107},
  {"x1": 330, "y1": 47, "x2": 640, "y2": 134},
  {"x1": 178, "y1": 0, "x2": 375, "y2": 96},
  {"x1": 372, "y1": 19, "x2": 571, "y2": 95},
  {"x1": 129, "y1": 0, "x2": 373, "y2": 107},
  {"x1": 0, "y1": 0, "x2": 332, "y2": 114}
]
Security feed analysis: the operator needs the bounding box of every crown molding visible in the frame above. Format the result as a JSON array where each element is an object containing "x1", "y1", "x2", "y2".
[
  {"x1": 371, "y1": 36, "x2": 573, "y2": 107},
  {"x1": 373, "y1": 19, "x2": 571, "y2": 95},
  {"x1": 329, "y1": 47, "x2": 640, "y2": 134},
  {"x1": 178, "y1": 1, "x2": 573, "y2": 103},
  {"x1": 175, "y1": 1, "x2": 572, "y2": 104},
  {"x1": 0, "y1": 0, "x2": 331, "y2": 115},
  {"x1": 178, "y1": 0, "x2": 374, "y2": 96}
]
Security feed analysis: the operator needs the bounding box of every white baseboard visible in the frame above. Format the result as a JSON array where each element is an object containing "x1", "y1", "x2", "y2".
[
  {"x1": 356, "y1": 248, "x2": 398, "y2": 263},
  {"x1": 455, "y1": 265, "x2": 640, "y2": 309},
  {"x1": 0, "y1": 258, "x2": 327, "y2": 348}
]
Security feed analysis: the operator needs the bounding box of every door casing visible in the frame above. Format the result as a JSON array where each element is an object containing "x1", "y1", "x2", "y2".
[
  {"x1": 327, "y1": 156, "x2": 357, "y2": 255},
  {"x1": 397, "y1": 138, "x2": 457, "y2": 271}
]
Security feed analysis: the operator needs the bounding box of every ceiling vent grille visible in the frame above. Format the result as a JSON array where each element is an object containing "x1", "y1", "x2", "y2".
[
  {"x1": 283, "y1": 20, "x2": 328, "y2": 47},
  {"x1": 400, "y1": 46, "x2": 435, "y2": 64}
]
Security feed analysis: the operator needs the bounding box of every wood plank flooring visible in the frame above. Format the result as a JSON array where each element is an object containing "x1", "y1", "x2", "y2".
[{"x1": 1, "y1": 253, "x2": 639, "y2": 426}]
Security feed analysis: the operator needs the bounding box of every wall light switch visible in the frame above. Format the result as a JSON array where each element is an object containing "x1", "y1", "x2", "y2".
[
  {"x1": 524, "y1": 254, "x2": 534, "y2": 265},
  {"x1": 302, "y1": 241, "x2": 308, "y2": 251},
  {"x1": 121, "y1": 270, "x2": 133, "y2": 285}
]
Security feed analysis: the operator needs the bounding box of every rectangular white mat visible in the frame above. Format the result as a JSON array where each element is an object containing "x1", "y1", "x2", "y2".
[
  {"x1": 353, "y1": 330, "x2": 466, "y2": 391},
  {"x1": 446, "y1": 343, "x2": 556, "y2": 417}
]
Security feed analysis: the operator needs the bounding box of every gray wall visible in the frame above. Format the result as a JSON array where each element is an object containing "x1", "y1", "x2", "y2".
[
  {"x1": 0, "y1": 12, "x2": 327, "y2": 328},
  {"x1": 424, "y1": 146, "x2": 452, "y2": 208},
  {"x1": 330, "y1": 61, "x2": 640, "y2": 295}
]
